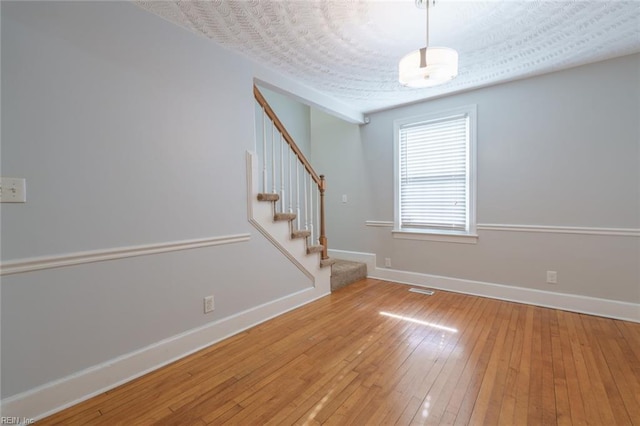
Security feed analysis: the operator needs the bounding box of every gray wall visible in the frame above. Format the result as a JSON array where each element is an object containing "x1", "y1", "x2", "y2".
[
  {"x1": 1, "y1": 1, "x2": 312, "y2": 398},
  {"x1": 310, "y1": 111, "x2": 367, "y2": 246},
  {"x1": 259, "y1": 86, "x2": 311, "y2": 158},
  {"x1": 311, "y1": 53, "x2": 640, "y2": 303}
]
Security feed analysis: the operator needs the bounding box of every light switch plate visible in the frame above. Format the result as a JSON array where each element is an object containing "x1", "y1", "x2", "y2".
[{"x1": 0, "y1": 177, "x2": 27, "y2": 203}]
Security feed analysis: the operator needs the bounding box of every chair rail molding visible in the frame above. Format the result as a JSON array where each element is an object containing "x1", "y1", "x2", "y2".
[
  {"x1": 0, "y1": 234, "x2": 251, "y2": 276},
  {"x1": 365, "y1": 220, "x2": 640, "y2": 237},
  {"x1": 476, "y1": 223, "x2": 640, "y2": 237}
]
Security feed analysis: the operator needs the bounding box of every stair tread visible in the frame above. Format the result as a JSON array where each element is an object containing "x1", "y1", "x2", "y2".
[
  {"x1": 274, "y1": 212, "x2": 296, "y2": 221},
  {"x1": 291, "y1": 230, "x2": 311, "y2": 239},
  {"x1": 306, "y1": 244, "x2": 324, "y2": 254},
  {"x1": 320, "y1": 258, "x2": 336, "y2": 268},
  {"x1": 257, "y1": 193, "x2": 279, "y2": 202}
]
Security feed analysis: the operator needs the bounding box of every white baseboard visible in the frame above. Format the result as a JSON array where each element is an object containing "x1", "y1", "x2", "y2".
[
  {"x1": 370, "y1": 267, "x2": 640, "y2": 323},
  {"x1": 327, "y1": 249, "x2": 376, "y2": 275},
  {"x1": 1, "y1": 286, "x2": 330, "y2": 422}
]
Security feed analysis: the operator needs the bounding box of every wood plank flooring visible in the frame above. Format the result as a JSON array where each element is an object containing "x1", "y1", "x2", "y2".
[{"x1": 38, "y1": 279, "x2": 640, "y2": 425}]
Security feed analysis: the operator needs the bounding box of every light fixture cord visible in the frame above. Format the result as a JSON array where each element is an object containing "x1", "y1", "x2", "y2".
[{"x1": 425, "y1": 0, "x2": 430, "y2": 49}]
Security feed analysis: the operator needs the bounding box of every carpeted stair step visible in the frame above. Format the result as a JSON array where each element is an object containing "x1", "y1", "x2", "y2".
[
  {"x1": 291, "y1": 230, "x2": 311, "y2": 239},
  {"x1": 306, "y1": 244, "x2": 324, "y2": 254},
  {"x1": 256, "y1": 191, "x2": 328, "y2": 269},
  {"x1": 274, "y1": 212, "x2": 296, "y2": 221},
  {"x1": 257, "y1": 193, "x2": 279, "y2": 202},
  {"x1": 320, "y1": 258, "x2": 336, "y2": 268},
  {"x1": 331, "y1": 259, "x2": 367, "y2": 291}
]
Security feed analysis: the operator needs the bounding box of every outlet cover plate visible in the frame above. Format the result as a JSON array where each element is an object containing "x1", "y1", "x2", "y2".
[
  {"x1": 0, "y1": 177, "x2": 26, "y2": 203},
  {"x1": 204, "y1": 295, "x2": 215, "y2": 313}
]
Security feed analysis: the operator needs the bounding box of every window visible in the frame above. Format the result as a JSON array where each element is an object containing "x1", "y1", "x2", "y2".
[{"x1": 393, "y1": 105, "x2": 477, "y2": 243}]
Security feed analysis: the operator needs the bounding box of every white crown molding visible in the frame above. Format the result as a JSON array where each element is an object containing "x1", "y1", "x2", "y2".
[
  {"x1": 0, "y1": 234, "x2": 251, "y2": 276},
  {"x1": 0, "y1": 286, "x2": 329, "y2": 421}
]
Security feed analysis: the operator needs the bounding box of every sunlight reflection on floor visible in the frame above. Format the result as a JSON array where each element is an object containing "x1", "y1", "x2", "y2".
[
  {"x1": 379, "y1": 311, "x2": 458, "y2": 333},
  {"x1": 422, "y1": 395, "x2": 432, "y2": 419}
]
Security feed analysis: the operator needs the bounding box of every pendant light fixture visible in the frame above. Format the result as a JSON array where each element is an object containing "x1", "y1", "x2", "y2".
[{"x1": 399, "y1": 0, "x2": 458, "y2": 88}]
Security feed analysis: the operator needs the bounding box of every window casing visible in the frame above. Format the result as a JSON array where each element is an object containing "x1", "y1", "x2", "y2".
[{"x1": 393, "y1": 105, "x2": 477, "y2": 243}]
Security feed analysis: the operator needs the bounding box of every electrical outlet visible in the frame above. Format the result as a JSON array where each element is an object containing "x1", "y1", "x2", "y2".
[
  {"x1": 384, "y1": 258, "x2": 392, "y2": 268},
  {"x1": 204, "y1": 295, "x2": 215, "y2": 313},
  {"x1": 0, "y1": 177, "x2": 27, "y2": 203},
  {"x1": 546, "y1": 271, "x2": 557, "y2": 284}
]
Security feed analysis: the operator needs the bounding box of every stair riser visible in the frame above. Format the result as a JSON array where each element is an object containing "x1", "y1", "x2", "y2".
[{"x1": 330, "y1": 262, "x2": 367, "y2": 292}]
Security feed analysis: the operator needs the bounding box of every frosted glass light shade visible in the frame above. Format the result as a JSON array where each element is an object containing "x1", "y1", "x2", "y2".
[{"x1": 399, "y1": 47, "x2": 458, "y2": 88}]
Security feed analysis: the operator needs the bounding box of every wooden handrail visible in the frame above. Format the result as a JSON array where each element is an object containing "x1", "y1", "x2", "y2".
[
  {"x1": 253, "y1": 86, "x2": 321, "y2": 186},
  {"x1": 254, "y1": 85, "x2": 328, "y2": 260}
]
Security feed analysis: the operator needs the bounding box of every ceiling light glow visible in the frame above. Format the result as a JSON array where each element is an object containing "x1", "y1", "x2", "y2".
[{"x1": 399, "y1": 0, "x2": 458, "y2": 88}]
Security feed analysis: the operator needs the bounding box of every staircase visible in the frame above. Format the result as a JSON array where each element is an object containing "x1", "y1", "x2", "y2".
[
  {"x1": 247, "y1": 150, "x2": 332, "y2": 293},
  {"x1": 255, "y1": 192, "x2": 335, "y2": 269},
  {"x1": 249, "y1": 154, "x2": 366, "y2": 292},
  {"x1": 251, "y1": 85, "x2": 367, "y2": 293},
  {"x1": 249, "y1": 85, "x2": 335, "y2": 294}
]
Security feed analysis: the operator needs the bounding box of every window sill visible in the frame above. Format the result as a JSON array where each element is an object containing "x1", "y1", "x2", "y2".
[{"x1": 392, "y1": 229, "x2": 479, "y2": 244}]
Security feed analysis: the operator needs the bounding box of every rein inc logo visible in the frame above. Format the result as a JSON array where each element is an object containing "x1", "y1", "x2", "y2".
[{"x1": 1, "y1": 418, "x2": 35, "y2": 425}]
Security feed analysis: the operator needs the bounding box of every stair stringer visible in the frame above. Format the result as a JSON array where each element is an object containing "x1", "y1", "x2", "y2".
[{"x1": 246, "y1": 151, "x2": 331, "y2": 295}]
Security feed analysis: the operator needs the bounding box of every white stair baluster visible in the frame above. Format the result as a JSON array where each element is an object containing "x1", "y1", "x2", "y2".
[
  {"x1": 262, "y1": 107, "x2": 267, "y2": 194},
  {"x1": 303, "y1": 172, "x2": 308, "y2": 231},
  {"x1": 280, "y1": 134, "x2": 285, "y2": 213},
  {"x1": 295, "y1": 161, "x2": 301, "y2": 229},
  {"x1": 288, "y1": 145, "x2": 293, "y2": 213},
  {"x1": 307, "y1": 176, "x2": 313, "y2": 240},
  {"x1": 271, "y1": 122, "x2": 276, "y2": 194}
]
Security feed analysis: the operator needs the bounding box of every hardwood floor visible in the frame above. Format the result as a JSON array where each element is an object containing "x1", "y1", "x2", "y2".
[{"x1": 38, "y1": 279, "x2": 640, "y2": 425}]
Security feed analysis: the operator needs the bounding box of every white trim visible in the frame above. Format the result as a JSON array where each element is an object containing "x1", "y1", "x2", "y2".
[
  {"x1": 365, "y1": 220, "x2": 394, "y2": 227},
  {"x1": 0, "y1": 286, "x2": 330, "y2": 421},
  {"x1": 246, "y1": 151, "x2": 330, "y2": 287},
  {"x1": 392, "y1": 229, "x2": 478, "y2": 244},
  {"x1": 0, "y1": 234, "x2": 251, "y2": 276},
  {"x1": 247, "y1": 151, "x2": 313, "y2": 282},
  {"x1": 369, "y1": 267, "x2": 640, "y2": 323},
  {"x1": 477, "y1": 223, "x2": 640, "y2": 237},
  {"x1": 393, "y1": 104, "x2": 477, "y2": 236},
  {"x1": 365, "y1": 221, "x2": 640, "y2": 237},
  {"x1": 327, "y1": 249, "x2": 376, "y2": 276}
]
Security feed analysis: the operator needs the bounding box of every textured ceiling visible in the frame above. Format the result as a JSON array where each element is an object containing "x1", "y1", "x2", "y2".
[{"x1": 136, "y1": 1, "x2": 640, "y2": 114}]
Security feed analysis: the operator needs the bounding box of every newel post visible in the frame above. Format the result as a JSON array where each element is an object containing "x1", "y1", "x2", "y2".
[{"x1": 319, "y1": 175, "x2": 328, "y2": 260}]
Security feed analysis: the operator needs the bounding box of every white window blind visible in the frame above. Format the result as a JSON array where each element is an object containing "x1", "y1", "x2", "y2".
[{"x1": 398, "y1": 113, "x2": 469, "y2": 232}]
